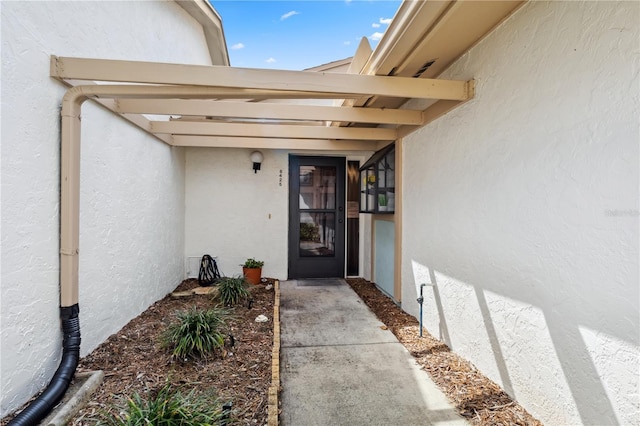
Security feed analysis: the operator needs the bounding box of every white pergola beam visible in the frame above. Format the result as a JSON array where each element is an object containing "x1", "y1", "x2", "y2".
[
  {"x1": 172, "y1": 136, "x2": 377, "y2": 151},
  {"x1": 115, "y1": 99, "x2": 422, "y2": 125},
  {"x1": 51, "y1": 56, "x2": 473, "y2": 101},
  {"x1": 151, "y1": 120, "x2": 397, "y2": 141}
]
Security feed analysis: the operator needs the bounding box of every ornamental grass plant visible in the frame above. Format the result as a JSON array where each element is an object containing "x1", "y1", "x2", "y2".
[
  {"x1": 216, "y1": 275, "x2": 251, "y2": 306},
  {"x1": 161, "y1": 306, "x2": 231, "y2": 359},
  {"x1": 99, "y1": 384, "x2": 227, "y2": 425}
]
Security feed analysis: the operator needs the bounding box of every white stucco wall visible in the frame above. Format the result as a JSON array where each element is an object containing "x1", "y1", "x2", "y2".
[
  {"x1": 1, "y1": 1, "x2": 212, "y2": 416},
  {"x1": 185, "y1": 148, "x2": 372, "y2": 281},
  {"x1": 400, "y1": 1, "x2": 639, "y2": 425},
  {"x1": 185, "y1": 148, "x2": 290, "y2": 280}
]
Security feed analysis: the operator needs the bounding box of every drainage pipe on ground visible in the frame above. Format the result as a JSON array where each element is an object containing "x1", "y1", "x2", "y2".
[
  {"x1": 8, "y1": 306, "x2": 80, "y2": 426},
  {"x1": 9, "y1": 83, "x2": 281, "y2": 425}
]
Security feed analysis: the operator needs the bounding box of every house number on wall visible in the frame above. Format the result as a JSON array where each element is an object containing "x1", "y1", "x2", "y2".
[{"x1": 279, "y1": 169, "x2": 283, "y2": 187}]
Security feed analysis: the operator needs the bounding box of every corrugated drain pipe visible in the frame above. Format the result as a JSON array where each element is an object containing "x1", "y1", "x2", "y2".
[{"x1": 9, "y1": 84, "x2": 252, "y2": 425}]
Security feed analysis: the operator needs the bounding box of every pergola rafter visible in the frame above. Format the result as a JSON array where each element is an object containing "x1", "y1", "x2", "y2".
[
  {"x1": 115, "y1": 99, "x2": 423, "y2": 126},
  {"x1": 51, "y1": 56, "x2": 473, "y2": 101},
  {"x1": 49, "y1": 55, "x2": 475, "y2": 151}
]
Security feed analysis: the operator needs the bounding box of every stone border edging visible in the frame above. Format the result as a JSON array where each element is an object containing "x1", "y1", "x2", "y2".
[
  {"x1": 42, "y1": 370, "x2": 104, "y2": 426},
  {"x1": 267, "y1": 279, "x2": 281, "y2": 426}
]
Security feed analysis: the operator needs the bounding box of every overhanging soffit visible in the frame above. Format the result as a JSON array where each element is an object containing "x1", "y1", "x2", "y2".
[{"x1": 50, "y1": 0, "x2": 524, "y2": 151}]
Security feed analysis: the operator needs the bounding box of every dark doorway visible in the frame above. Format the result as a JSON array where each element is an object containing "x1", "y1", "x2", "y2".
[{"x1": 288, "y1": 156, "x2": 346, "y2": 278}]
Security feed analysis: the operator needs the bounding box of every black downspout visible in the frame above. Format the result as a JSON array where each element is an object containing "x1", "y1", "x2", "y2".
[{"x1": 8, "y1": 304, "x2": 81, "y2": 426}]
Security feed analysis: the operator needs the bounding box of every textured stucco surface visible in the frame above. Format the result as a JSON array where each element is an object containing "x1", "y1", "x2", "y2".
[
  {"x1": 400, "y1": 1, "x2": 639, "y2": 425},
  {"x1": 1, "y1": 1, "x2": 210, "y2": 416},
  {"x1": 185, "y1": 148, "x2": 290, "y2": 280},
  {"x1": 185, "y1": 149, "x2": 371, "y2": 281}
]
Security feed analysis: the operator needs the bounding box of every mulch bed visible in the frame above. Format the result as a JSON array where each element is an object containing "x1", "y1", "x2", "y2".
[
  {"x1": 68, "y1": 278, "x2": 276, "y2": 425},
  {"x1": 3, "y1": 276, "x2": 543, "y2": 426},
  {"x1": 345, "y1": 277, "x2": 543, "y2": 426}
]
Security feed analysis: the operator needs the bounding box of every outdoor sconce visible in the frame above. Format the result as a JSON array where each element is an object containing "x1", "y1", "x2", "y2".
[{"x1": 250, "y1": 151, "x2": 263, "y2": 173}]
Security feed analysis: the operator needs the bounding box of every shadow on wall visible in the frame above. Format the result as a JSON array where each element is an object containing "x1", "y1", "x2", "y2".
[
  {"x1": 427, "y1": 268, "x2": 452, "y2": 347},
  {"x1": 473, "y1": 286, "x2": 515, "y2": 398},
  {"x1": 410, "y1": 260, "x2": 635, "y2": 425}
]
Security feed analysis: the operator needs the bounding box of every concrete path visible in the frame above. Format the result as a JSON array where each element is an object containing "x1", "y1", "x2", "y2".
[{"x1": 279, "y1": 278, "x2": 468, "y2": 426}]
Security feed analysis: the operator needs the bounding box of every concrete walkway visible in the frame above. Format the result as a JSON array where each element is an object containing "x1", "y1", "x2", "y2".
[{"x1": 279, "y1": 278, "x2": 468, "y2": 426}]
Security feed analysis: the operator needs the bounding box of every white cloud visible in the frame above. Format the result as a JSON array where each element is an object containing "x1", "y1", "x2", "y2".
[
  {"x1": 343, "y1": 40, "x2": 351, "y2": 45},
  {"x1": 231, "y1": 43, "x2": 245, "y2": 50},
  {"x1": 265, "y1": 57, "x2": 277, "y2": 63},
  {"x1": 281, "y1": 11, "x2": 299, "y2": 21},
  {"x1": 369, "y1": 32, "x2": 384, "y2": 41},
  {"x1": 379, "y1": 17, "x2": 392, "y2": 25},
  {"x1": 372, "y1": 23, "x2": 380, "y2": 28}
]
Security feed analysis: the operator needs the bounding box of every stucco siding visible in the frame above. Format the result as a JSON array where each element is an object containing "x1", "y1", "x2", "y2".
[
  {"x1": 185, "y1": 149, "x2": 372, "y2": 282},
  {"x1": 185, "y1": 148, "x2": 290, "y2": 281},
  {"x1": 1, "y1": 1, "x2": 210, "y2": 416},
  {"x1": 400, "y1": 1, "x2": 639, "y2": 425}
]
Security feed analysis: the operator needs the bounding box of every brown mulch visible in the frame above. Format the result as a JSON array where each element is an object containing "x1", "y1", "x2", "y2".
[
  {"x1": 345, "y1": 277, "x2": 543, "y2": 426},
  {"x1": 3, "y1": 276, "x2": 543, "y2": 426},
  {"x1": 69, "y1": 278, "x2": 276, "y2": 425}
]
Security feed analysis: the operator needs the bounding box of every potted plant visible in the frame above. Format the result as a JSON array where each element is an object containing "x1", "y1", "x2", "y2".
[
  {"x1": 242, "y1": 258, "x2": 264, "y2": 285},
  {"x1": 378, "y1": 193, "x2": 388, "y2": 212}
]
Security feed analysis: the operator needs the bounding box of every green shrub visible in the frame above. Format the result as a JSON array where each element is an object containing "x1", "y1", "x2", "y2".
[
  {"x1": 217, "y1": 275, "x2": 251, "y2": 306},
  {"x1": 242, "y1": 258, "x2": 264, "y2": 268},
  {"x1": 161, "y1": 306, "x2": 231, "y2": 359},
  {"x1": 99, "y1": 384, "x2": 227, "y2": 425}
]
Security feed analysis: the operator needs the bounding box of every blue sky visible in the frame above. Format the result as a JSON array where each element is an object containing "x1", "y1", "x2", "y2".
[{"x1": 210, "y1": 1, "x2": 402, "y2": 70}]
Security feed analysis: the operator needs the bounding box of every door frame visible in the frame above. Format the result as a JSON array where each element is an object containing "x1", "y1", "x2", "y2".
[{"x1": 288, "y1": 155, "x2": 346, "y2": 279}]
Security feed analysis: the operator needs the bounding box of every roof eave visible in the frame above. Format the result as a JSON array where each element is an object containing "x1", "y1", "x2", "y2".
[{"x1": 175, "y1": 0, "x2": 230, "y2": 66}]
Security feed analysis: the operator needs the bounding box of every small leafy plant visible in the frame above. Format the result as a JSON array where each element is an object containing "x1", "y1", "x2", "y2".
[
  {"x1": 242, "y1": 258, "x2": 264, "y2": 268},
  {"x1": 161, "y1": 306, "x2": 231, "y2": 359},
  {"x1": 99, "y1": 383, "x2": 227, "y2": 425},
  {"x1": 217, "y1": 275, "x2": 251, "y2": 306}
]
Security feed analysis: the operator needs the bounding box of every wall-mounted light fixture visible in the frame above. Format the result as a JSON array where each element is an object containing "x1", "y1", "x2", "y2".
[{"x1": 250, "y1": 150, "x2": 264, "y2": 173}]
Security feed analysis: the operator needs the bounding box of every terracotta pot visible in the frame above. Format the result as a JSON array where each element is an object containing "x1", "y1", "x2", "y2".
[{"x1": 243, "y1": 267, "x2": 262, "y2": 285}]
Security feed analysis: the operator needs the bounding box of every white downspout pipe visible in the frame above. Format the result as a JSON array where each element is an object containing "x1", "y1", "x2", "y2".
[{"x1": 59, "y1": 88, "x2": 83, "y2": 308}]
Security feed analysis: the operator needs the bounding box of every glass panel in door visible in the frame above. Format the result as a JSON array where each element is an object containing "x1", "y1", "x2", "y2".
[{"x1": 289, "y1": 156, "x2": 345, "y2": 278}]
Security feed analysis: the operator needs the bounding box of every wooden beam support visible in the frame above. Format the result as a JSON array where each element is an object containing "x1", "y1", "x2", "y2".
[
  {"x1": 172, "y1": 135, "x2": 378, "y2": 151},
  {"x1": 115, "y1": 99, "x2": 422, "y2": 125},
  {"x1": 51, "y1": 56, "x2": 473, "y2": 101},
  {"x1": 151, "y1": 120, "x2": 397, "y2": 141},
  {"x1": 53, "y1": 80, "x2": 354, "y2": 100},
  {"x1": 397, "y1": 82, "x2": 475, "y2": 138}
]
